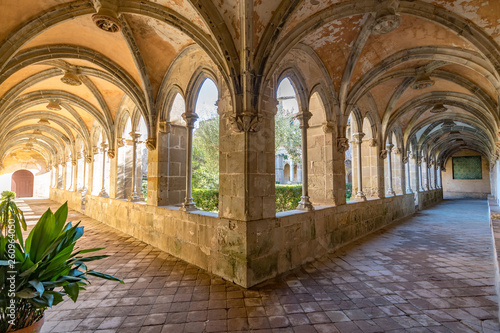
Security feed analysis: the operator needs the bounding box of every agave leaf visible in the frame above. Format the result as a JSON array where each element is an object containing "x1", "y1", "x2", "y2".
[
  {"x1": 25, "y1": 208, "x2": 55, "y2": 260},
  {"x1": 19, "y1": 261, "x2": 39, "y2": 278},
  {"x1": 45, "y1": 290, "x2": 65, "y2": 306},
  {"x1": 63, "y1": 282, "x2": 80, "y2": 302},
  {"x1": 16, "y1": 288, "x2": 40, "y2": 298},
  {"x1": 53, "y1": 202, "x2": 68, "y2": 233},
  {"x1": 70, "y1": 247, "x2": 106, "y2": 257},
  {"x1": 87, "y1": 270, "x2": 124, "y2": 283},
  {"x1": 28, "y1": 280, "x2": 45, "y2": 295},
  {"x1": 71, "y1": 255, "x2": 110, "y2": 263}
]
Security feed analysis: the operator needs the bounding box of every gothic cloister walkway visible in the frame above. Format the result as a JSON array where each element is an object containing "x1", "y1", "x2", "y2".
[{"x1": 20, "y1": 198, "x2": 499, "y2": 333}]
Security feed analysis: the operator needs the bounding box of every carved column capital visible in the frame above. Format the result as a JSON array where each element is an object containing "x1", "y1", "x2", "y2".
[
  {"x1": 85, "y1": 155, "x2": 92, "y2": 164},
  {"x1": 129, "y1": 131, "x2": 142, "y2": 141},
  {"x1": 71, "y1": 159, "x2": 77, "y2": 166},
  {"x1": 146, "y1": 138, "x2": 156, "y2": 151},
  {"x1": 116, "y1": 137, "x2": 125, "y2": 147},
  {"x1": 402, "y1": 156, "x2": 408, "y2": 163},
  {"x1": 379, "y1": 149, "x2": 388, "y2": 159},
  {"x1": 352, "y1": 132, "x2": 365, "y2": 144},
  {"x1": 159, "y1": 121, "x2": 171, "y2": 133},
  {"x1": 182, "y1": 112, "x2": 199, "y2": 129},
  {"x1": 100, "y1": 142, "x2": 108, "y2": 150},
  {"x1": 322, "y1": 121, "x2": 336, "y2": 134},
  {"x1": 368, "y1": 138, "x2": 377, "y2": 147},
  {"x1": 392, "y1": 147, "x2": 401, "y2": 154},
  {"x1": 228, "y1": 112, "x2": 261, "y2": 132},
  {"x1": 386, "y1": 143, "x2": 394, "y2": 151},
  {"x1": 107, "y1": 149, "x2": 115, "y2": 159},
  {"x1": 336, "y1": 137, "x2": 350, "y2": 153},
  {"x1": 294, "y1": 110, "x2": 313, "y2": 129}
]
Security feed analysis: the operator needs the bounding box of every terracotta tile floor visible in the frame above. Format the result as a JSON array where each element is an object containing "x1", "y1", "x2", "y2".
[{"x1": 17, "y1": 198, "x2": 499, "y2": 332}]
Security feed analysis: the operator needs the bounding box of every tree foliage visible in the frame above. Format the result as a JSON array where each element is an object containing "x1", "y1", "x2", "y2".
[
  {"x1": 193, "y1": 116, "x2": 219, "y2": 189},
  {"x1": 275, "y1": 102, "x2": 301, "y2": 164}
]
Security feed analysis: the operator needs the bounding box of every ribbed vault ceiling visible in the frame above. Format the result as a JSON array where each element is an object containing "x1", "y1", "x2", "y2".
[{"x1": 0, "y1": 0, "x2": 499, "y2": 173}]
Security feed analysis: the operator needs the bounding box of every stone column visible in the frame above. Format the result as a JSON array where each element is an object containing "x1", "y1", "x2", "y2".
[
  {"x1": 128, "y1": 132, "x2": 142, "y2": 202},
  {"x1": 72, "y1": 158, "x2": 78, "y2": 192},
  {"x1": 87, "y1": 152, "x2": 94, "y2": 194},
  {"x1": 418, "y1": 159, "x2": 425, "y2": 191},
  {"x1": 386, "y1": 144, "x2": 395, "y2": 196},
  {"x1": 296, "y1": 110, "x2": 313, "y2": 211},
  {"x1": 353, "y1": 132, "x2": 366, "y2": 201},
  {"x1": 427, "y1": 163, "x2": 432, "y2": 190},
  {"x1": 62, "y1": 160, "x2": 67, "y2": 190},
  {"x1": 404, "y1": 153, "x2": 412, "y2": 193},
  {"x1": 82, "y1": 154, "x2": 90, "y2": 192},
  {"x1": 99, "y1": 142, "x2": 109, "y2": 198},
  {"x1": 180, "y1": 112, "x2": 198, "y2": 211},
  {"x1": 433, "y1": 163, "x2": 438, "y2": 189},
  {"x1": 290, "y1": 160, "x2": 294, "y2": 183}
]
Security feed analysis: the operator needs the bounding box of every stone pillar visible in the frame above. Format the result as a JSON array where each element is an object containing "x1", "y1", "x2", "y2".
[
  {"x1": 62, "y1": 161, "x2": 67, "y2": 190},
  {"x1": 128, "y1": 132, "x2": 142, "y2": 202},
  {"x1": 87, "y1": 153, "x2": 93, "y2": 194},
  {"x1": 386, "y1": 144, "x2": 395, "y2": 196},
  {"x1": 427, "y1": 163, "x2": 432, "y2": 190},
  {"x1": 418, "y1": 159, "x2": 425, "y2": 191},
  {"x1": 99, "y1": 142, "x2": 109, "y2": 198},
  {"x1": 180, "y1": 112, "x2": 198, "y2": 211},
  {"x1": 296, "y1": 110, "x2": 313, "y2": 211},
  {"x1": 393, "y1": 147, "x2": 404, "y2": 194},
  {"x1": 333, "y1": 136, "x2": 348, "y2": 205},
  {"x1": 82, "y1": 154, "x2": 90, "y2": 192},
  {"x1": 433, "y1": 163, "x2": 438, "y2": 189},
  {"x1": 353, "y1": 132, "x2": 366, "y2": 201},
  {"x1": 404, "y1": 153, "x2": 412, "y2": 193},
  {"x1": 107, "y1": 148, "x2": 117, "y2": 199},
  {"x1": 72, "y1": 158, "x2": 78, "y2": 192}
]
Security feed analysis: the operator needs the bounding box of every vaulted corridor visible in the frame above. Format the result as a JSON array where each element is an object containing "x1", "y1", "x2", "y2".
[{"x1": 17, "y1": 198, "x2": 498, "y2": 333}]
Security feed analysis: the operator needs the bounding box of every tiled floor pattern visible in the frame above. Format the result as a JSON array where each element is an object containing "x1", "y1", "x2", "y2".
[{"x1": 17, "y1": 198, "x2": 499, "y2": 332}]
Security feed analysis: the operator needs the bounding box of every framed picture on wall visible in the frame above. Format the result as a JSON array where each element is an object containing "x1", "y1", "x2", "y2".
[{"x1": 452, "y1": 156, "x2": 482, "y2": 180}]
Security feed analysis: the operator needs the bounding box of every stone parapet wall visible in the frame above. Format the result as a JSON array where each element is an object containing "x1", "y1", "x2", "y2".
[
  {"x1": 50, "y1": 188, "x2": 249, "y2": 287},
  {"x1": 418, "y1": 189, "x2": 443, "y2": 210},
  {"x1": 487, "y1": 196, "x2": 500, "y2": 320},
  {"x1": 246, "y1": 194, "x2": 416, "y2": 286},
  {"x1": 51, "y1": 189, "x2": 439, "y2": 288},
  {"x1": 50, "y1": 188, "x2": 85, "y2": 212}
]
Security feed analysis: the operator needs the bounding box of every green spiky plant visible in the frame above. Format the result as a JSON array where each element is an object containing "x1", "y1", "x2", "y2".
[{"x1": 0, "y1": 195, "x2": 123, "y2": 333}]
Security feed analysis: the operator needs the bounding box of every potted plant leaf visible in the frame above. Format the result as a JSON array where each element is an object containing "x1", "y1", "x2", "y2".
[{"x1": 0, "y1": 191, "x2": 123, "y2": 333}]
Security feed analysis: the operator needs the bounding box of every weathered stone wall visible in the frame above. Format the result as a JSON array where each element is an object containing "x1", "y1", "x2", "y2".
[
  {"x1": 51, "y1": 188, "x2": 425, "y2": 288},
  {"x1": 50, "y1": 188, "x2": 84, "y2": 212},
  {"x1": 418, "y1": 189, "x2": 443, "y2": 210},
  {"x1": 246, "y1": 194, "x2": 416, "y2": 286},
  {"x1": 443, "y1": 151, "x2": 491, "y2": 199},
  {"x1": 50, "y1": 188, "x2": 249, "y2": 287}
]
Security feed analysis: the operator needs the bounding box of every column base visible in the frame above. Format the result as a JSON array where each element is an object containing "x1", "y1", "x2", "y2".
[
  {"x1": 98, "y1": 189, "x2": 109, "y2": 198},
  {"x1": 128, "y1": 193, "x2": 142, "y2": 202},
  {"x1": 386, "y1": 189, "x2": 395, "y2": 196},
  {"x1": 406, "y1": 188, "x2": 413, "y2": 194},
  {"x1": 296, "y1": 196, "x2": 314, "y2": 211},
  {"x1": 355, "y1": 191, "x2": 367, "y2": 201},
  {"x1": 180, "y1": 199, "x2": 198, "y2": 212}
]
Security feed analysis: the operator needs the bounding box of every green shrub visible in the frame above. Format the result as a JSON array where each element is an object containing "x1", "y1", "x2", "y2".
[
  {"x1": 192, "y1": 189, "x2": 219, "y2": 212},
  {"x1": 346, "y1": 182, "x2": 352, "y2": 200},
  {"x1": 191, "y1": 185, "x2": 303, "y2": 213},
  {"x1": 275, "y1": 185, "x2": 302, "y2": 212}
]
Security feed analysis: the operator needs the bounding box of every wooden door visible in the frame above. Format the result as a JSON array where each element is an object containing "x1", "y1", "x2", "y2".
[{"x1": 11, "y1": 170, "x2": 34, "y2": 197}]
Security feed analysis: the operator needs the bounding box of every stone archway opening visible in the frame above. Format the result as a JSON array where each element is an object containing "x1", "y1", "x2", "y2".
[{"x1": 11, "y1": 169, "x2": 34, "y2": 197}]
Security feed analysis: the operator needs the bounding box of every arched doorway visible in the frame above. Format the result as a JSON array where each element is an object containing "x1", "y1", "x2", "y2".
[{"x1": 11, "y1": 170, "x2": 34, "y2": 197}]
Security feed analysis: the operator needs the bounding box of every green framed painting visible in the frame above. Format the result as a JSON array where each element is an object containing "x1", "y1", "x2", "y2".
[{"x1": 452, "y1": 156, "x2": 482, "y2": 180}]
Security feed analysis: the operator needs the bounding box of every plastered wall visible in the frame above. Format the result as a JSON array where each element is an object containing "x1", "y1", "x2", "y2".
[{"x1": 443, "y1": 150, "x2": 490, "y2": 199}]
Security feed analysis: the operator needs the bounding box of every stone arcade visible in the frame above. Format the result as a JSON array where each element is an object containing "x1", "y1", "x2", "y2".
[{"x1": 0, "y1": 0, "x2": 499, "y2": 291}]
